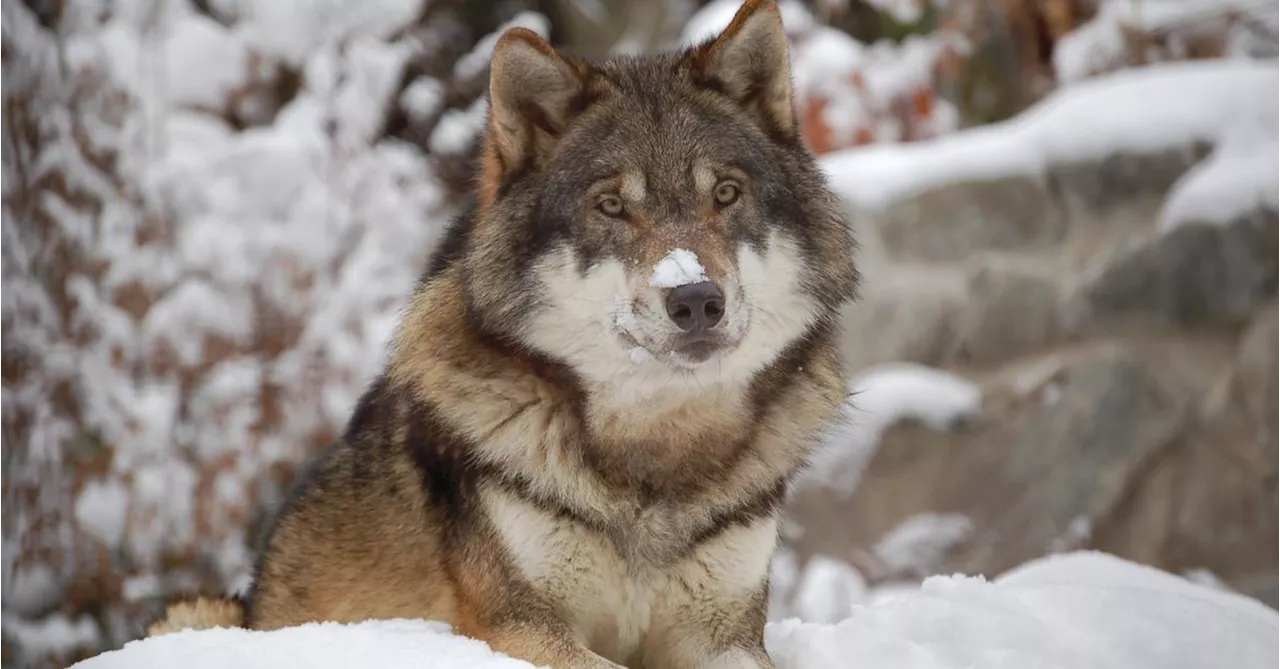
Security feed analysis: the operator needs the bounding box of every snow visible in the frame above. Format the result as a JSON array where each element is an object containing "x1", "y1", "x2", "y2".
[
  {"x1": 5, "y1": 1, "x2": 462, "y2": 640},
  {"x1": 430, "y1": 98, "x2": 489, "y2": 155},
  {"x1": 821, "y1": 60, "x2": 1279, "y2": 211},
  {"x1": 864, "y1": 0, "x2": 930, "y2": 25},
  {"x1": 629, "y1": 347, "x2": 655, "y2": 363},
  {"x1": 767, "y1": 551, "x2": 1278, "y2": 669},
  {"x1": 454, "y1": 12, "x2": 552, "y2": 82},
  {"x1": 4, "y1": 614, "x2": 100, "y2": 660},
  {"x1": 400, "y1": 77, "x2": 446, "y2": 124},
  {"x1": 1054, "y1": 0, "x2": 1280, "y2": 83},
  {"x1": 681, "y1": 0, "x2": 816, "y2": 45},
  {"x1": 691, "y1": 0, "x2": 964, "y2": 149},
  {"x1": 163, "y1": 14, "x2": 250, "y2": 111},
  {"x1": 649, "y1": 249, "x2": 710, "y2": 288},
  {"x1": 236, "y1": 0, "x2": 425, "y2": 66},
  {"x1": 797, "y1": 363, "x2": 981, "y2": 491},
  {"x1": 70, "y1": 551, "x2": 1279, "y2": 669},
  {"x1": 74, "y1": 477, "x2": 131, "y2": 548},
  {"x1": 788, "y1": 28, "x2": 962, "y2": 145},
  {"x1": 2, "y1": 564, "x2": 62, "y2": 618},
  {"x1": 1159, "y1": 129, "x2": 1280, "y2": 230},
  {"x1": 74, "y1": 619, "x2": 532, "y2": 669},
  {"x1": 845, "y1": 362, "x2": 980, "y2": 438},
  {"x1": 787, "y1": 555, "x2": 870, "y2": 624},
  {"x1": 870, "y1": 513, "x2": 972, "y2": 577}
]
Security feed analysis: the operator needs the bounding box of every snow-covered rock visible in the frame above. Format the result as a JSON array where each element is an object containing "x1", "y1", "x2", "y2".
[
  {"x1": 821, "y1": 60, "x2": 1278, "y2": 212},
  {"x1": 1159, "y1": 130, "x2": 1279, "y2": 232},
  {"x1": 797, "y1": 362, "x2": 981, "y2": 492}
]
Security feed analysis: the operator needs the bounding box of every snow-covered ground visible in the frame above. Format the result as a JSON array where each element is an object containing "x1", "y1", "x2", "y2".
[{"x1": 71, "y1": 552, "x2": 1279, "y2": 669}]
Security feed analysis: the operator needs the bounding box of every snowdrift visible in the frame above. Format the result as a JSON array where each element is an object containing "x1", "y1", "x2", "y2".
[{"x1": 73, "y1": 552, "x2": 1277, "y2": 669}]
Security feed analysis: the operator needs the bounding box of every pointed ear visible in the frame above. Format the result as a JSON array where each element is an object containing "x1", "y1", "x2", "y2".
[
  {"x1": 690, "y1": 0, "x2": 796, "y2": 137},
  {"x1": 483, "y1": 28, "x2": 588, "y2": 187}
]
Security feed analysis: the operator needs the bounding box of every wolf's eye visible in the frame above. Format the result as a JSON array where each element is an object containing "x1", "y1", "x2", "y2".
[
  {"x1": 598, "y1": 195, "x2": 625, "y2": 217},
  {"x1": 714, "y1": 181, "x2": 740, "y2": 207}
]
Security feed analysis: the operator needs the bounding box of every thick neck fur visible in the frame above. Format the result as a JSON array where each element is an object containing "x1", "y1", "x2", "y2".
[{"x1": 385, "y1": 264, "x2": 845, "y2": 516}]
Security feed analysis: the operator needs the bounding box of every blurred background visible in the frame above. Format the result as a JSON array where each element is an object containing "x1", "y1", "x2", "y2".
[{"x1": 2, "y1": 0, "x2": 1276, "y2": 666}]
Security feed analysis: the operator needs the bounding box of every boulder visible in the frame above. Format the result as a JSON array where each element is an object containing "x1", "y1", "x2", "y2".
[
  {"x1": 1234, "y1": 300, "x2": 1279, "y2": 441},
  {"x1": 950, "y1": 263, "x2": 1060, "y2": 364},
  {"x1": 1065, "y1": 210, "x2": 1278, "y2": 330},
  {"x1": 874, "y1": 176, "x2": 1066, "y2": 262},
  {"x1": 790, "y1": 345, "x2": 1194, "y2": 578},
  {"x1": 1049, "y1": 145, "x2": 1209, "y2": 221}
]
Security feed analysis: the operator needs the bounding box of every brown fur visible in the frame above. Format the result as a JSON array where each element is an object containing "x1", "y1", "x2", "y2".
[
  {"x1": 147, "y1": 596, "x2": 245, "y2": 636},
  {"x1": 148, "y1": 2, "x2": 857, "y2": 667}
]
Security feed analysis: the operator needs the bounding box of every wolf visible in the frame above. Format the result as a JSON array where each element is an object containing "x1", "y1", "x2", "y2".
[{"x1": 147, "y1": 0, "x2": 858, "y2": 666}]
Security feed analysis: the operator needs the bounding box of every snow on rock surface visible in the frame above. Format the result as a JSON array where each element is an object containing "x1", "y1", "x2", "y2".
[
  {"x1": 650, "y1": 249, "x2": 709, "y2": 288},
  {"x1": 71, "y1": 552, "x2": 1278, "y2": 669},
  {"x1": 787, "y1": 555, "x2": 869, "y2": 625},
  {"x1": 821, "y1": 60, "x2": 1279, "y2": 211},
  {"x1": 797, "y1": 363, "x2": 981, "y2": 491},
  {"x1": 871, "y1": 513, "x2": 973, "y2": 577},
  {"x1": 1159, "y1": 129, "x2": 1280, "y2": 230}
]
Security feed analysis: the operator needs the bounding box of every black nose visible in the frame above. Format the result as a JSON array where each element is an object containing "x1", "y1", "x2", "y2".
[{"x1": 665, "y1": 281, "x2": 725, "y2": 332}]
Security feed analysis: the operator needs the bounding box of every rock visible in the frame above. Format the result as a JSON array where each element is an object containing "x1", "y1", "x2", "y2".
[
  {"x1": 1090, "y1": 410, "x2": 1278, "y2": 592},
  {"x1": 874, "y1": 176, "x2": 1066, "y2": 262},
  {"x1": 1235, "y1": 300, "x2": 1279, "y2": 440},
  {"x1": 1049, "y1": 145, "x2": 1209, "y2": 221},
  {"x1": 836, "y1": 269, "x2": 968, "y2": 371},
  {"x1": 789, "y1": 345, "x2": 1193, "y2": 578},
  {"x1": 1065, "y1": 210, "x2": 1279, "y2": 330},
  {"x1": 951, "y1": 263, "x2": 1060, "y2": 364},
  {"x1": 1231, "y1": 574, "x2": 1279, "y2": 610},
  {"x1": 946, "y1": 348, "x2": 1192, "y2": 574}
]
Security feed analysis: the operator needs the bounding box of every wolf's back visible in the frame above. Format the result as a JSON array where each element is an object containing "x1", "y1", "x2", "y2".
[{"x1": 146, "y1": 595, "x2": 246, "y2": 636}]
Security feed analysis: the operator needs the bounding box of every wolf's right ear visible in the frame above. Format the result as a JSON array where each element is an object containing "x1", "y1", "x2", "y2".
[{"x1": 483, "y1": 29, "x2": 588, "y2": 196}]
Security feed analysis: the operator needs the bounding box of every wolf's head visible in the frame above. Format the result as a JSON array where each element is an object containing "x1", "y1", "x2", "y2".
[{"x1": 457, "y1": 0, "x2": 857, "y2": 404}]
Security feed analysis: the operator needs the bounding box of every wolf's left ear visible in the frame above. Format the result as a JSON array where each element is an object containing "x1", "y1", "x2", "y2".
[
  {"x1": 691, "y1": 0, "x2": 796, "y2": 137},
  {"x1": 484, "y1": 29, "x2": 589, "y2": 188}
]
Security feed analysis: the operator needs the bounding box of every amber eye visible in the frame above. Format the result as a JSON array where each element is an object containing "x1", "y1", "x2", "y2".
[
  {"x1": 714, "y1": 180, "x2": 740, "y2": 207},
  {"x1": 598, "y1": 195, "x2": 625, "y2": 217}
]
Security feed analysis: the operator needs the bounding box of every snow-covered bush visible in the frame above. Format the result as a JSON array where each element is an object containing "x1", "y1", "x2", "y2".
[{"x1": 2, "y1": 0, "x2": 518, "y2": 664}]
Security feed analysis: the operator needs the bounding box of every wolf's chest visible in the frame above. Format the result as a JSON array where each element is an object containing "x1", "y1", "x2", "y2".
[{"x1": 480, "y1": 486, "x2": 777, "y2": 664}]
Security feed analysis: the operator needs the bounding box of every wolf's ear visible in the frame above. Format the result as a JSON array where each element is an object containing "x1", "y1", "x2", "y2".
[
  {"x1": 485, "y1": 29, "x2": 587, "y2": 182},
  {"x1": 690, "y1": 0, "x2": 796, "y2": 137}
]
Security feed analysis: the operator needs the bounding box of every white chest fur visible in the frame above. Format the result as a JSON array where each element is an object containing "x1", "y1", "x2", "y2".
[{"x1": 480, "y1": 487, "x2": 779, "y2": 665}]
